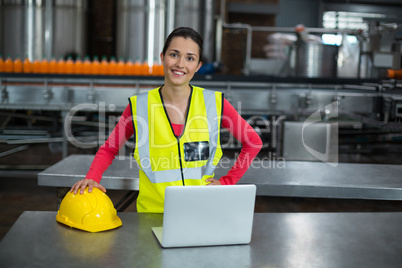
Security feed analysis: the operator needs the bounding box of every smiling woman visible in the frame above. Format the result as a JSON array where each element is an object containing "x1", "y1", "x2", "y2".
[{"x1": 70, "y1": 27, "x2": 263, "y2": 213}]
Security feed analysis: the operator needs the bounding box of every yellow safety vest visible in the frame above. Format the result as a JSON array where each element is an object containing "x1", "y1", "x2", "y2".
[{"x1": 129, "y1": 86, "x2": 223, "y2": 213}]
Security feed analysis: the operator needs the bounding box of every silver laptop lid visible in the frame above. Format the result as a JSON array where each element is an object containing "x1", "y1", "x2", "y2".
[{"x1": 158, "y1": 184, "x2": 256, "y2": 248}]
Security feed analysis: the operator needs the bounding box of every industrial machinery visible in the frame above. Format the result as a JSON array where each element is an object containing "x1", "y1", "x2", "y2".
[
  {"x1": 0, "y1": 0, "x2": 87, "y2": 61},
  {"x1": 1, "y1": 0, "x2": 402, "y2": 168},
  {"x1": 1, "y1": 73, "x2": 401, "y2": 164}
]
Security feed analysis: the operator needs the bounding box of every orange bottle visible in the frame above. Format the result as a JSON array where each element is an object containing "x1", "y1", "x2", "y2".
[
  {"x1": 40, "y1": 57, "x2": 49, "y2": 73},
  {"x1": 116, "y1": 57, "x2": 125, "y2": 75},
  {"x1": 22, "y1": 56, "x2": 32, "y2": 73},
  {"x1": 48, "y1": 56, "x2": 57, "y2": 74},
  {"x1": 32, "y1": 59, "x2": 41, "y2": 73},
  {"x1": 13, "y1": 55, "x2": 22, "y2": 73},
  {"x1": 82, "y1": 55, "x2": 91, "y2": 74},
  {"x1": 100, "y1": 56, "x2": 109, "y2": 75},
  {"x1": 125, "y1": 58, "x2": 134, "y2": 75},
  {"x1": 157, "y1": 63, "x2": 164, "y2": 76},
  {"x1": 140, "y1": 60, "x2": 150, "y2": 76},
  {"x1": 65, "y1": 56, "x2": 74, "y2": 74},
  {"x1": 0, "y1": 55, "x2": 4, "y2": 72},
  {"x1": 151, "y1": 60, "x2": 159, "y2": 76},
  {"x1": 4, "y1": 55, "x2": 13, "y2": 73},
  {"x1": 57, "y1": 56, "x2": 66, "y2": 74},
  {"x1": 74, "y1": 56, "x2": 84, "y2": 74},
  {"x1": 91, "y1": 55, "x2": 101, "y2": 75},
  {"x1": 133, "y1": 58, "x2": 141, "y2": 76},
  {"x1": 108, "y1": 56, "x2": 117, "y2": 75}
]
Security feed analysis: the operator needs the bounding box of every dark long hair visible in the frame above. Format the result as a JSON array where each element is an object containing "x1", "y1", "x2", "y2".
[{"x1": 162, "y1": 27, "x2": 203, "y2": 63}]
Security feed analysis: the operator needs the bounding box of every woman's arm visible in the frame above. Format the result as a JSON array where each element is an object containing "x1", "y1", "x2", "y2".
[
  {"x1": 71, "y1": 104, "x2": 134, "y2": 194},
  {"x1": 218, "y1": 98, "x2": 263, "y2": 185}
]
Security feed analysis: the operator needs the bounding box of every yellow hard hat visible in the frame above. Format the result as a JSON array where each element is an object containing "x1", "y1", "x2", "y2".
[{"x1": 56, "y1": 187, "x2": 122, "y2": 232}]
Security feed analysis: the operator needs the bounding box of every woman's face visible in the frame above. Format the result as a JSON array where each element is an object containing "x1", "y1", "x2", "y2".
[{"x1": 160, "y1": 36, "x2": 202, "y2": 88}]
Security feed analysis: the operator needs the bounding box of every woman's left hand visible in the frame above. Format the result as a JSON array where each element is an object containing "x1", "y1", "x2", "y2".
[{"x1": 205, "y1": 178, "x2": 221, "y2": 185}]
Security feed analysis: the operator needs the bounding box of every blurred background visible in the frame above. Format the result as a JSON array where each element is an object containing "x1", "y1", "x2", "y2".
[{"x1": 1, "y1": 0, "x2": 402, "y2": 167}]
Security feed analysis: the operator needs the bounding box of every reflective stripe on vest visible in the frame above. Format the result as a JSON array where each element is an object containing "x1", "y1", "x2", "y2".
[{"x1": 134, "y1": 87, "x2": 222, "y2": 184}]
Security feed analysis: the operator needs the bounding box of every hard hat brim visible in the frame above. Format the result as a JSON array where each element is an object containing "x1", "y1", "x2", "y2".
[{"x1": 56, "y1": 212, "x2": 122, "y2": 232}]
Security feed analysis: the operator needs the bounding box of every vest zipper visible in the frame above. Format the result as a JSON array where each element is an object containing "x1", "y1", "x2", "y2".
[{"x1": 176, "y1": 138, "x2": 185, "y2": 186}]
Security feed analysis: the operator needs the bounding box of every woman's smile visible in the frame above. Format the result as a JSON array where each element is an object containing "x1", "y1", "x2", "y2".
[{"x1": 171, "y1": 69, "x2": 186, "y2": 77}]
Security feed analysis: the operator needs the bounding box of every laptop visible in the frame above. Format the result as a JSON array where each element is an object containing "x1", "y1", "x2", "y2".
[{"x1": 151, "y1": 184, "x2": 256, "y2": 248}]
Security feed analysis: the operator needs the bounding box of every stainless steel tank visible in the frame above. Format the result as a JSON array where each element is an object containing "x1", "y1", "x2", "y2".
[
  {"x1": 116, "y1": 0, "x2": 215, "y2": 65},
  {"x1": 0, "y1": 0, "x2": 87, "y2": 60},
  {"x1": 295, "y1": 41, "x2": 338, "y2": 78},
  {"x1": 116, "y1": 0, "x2": 166, "y2": 65}
]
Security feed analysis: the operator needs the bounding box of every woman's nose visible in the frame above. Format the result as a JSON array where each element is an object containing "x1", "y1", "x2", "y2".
[{"x1": 175, "y1": 56, "x2": 185, "y2": 67}]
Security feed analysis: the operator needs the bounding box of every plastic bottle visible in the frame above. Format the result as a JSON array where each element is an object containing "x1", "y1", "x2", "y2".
[
  {"x1": 32, "y1": 58, "x2": 41, "y2": 73},
  {"x1": 83, "y1": 55, "x2": 92, "y2": 74},
  {"x1": 99, "y1": 56, "x2": 108, "y2": 75},
  {"x1": 157, "y1": 64, "x2": 165, "y2": 76},
  {"x1": 65, "y1": 55, "x2": 74, "y2": 74},
  {"x1": 133, "y1": 57, "x2": 141, "y2": 76},
  {"x1": 108, "y1": 56, "x2": 117, "y2": 75},
  {"x1": 40, "y1": 56, "x2": 49, "y2": 73},
  {"x1": 91, "y1": 55, "x2": 101, "y2": 75},
  {"x1": 116, "y1": 57, "x2": 125, "y2": 75},
  {"x1": 22, "y1": 55, "x2": 32, "y2": 73},
  {"x1": 125, "y1": 58, "x2": 134, "y2": 75},
  {"x1": 140, "y1": 59, "x2": 150, "y2": 76},
  {"x1": 4, "y1": 55, "x2": 13, "y2": 72},
  {"x1": 56, "y1": 56, "x2": 66, "y2": 74},
  {"x1": 0, "y1": 54, "x2": 4, "y2": 72},
  {"x1": 48, "y1": 56, "x2": 57, "y2": 74},
  {"x1": 74, "y1": 56, "x2": 84, "y2": 74},
  {"x1": 151, "y1": 58, "x2": 160, "y2": 76},
  {"x1": 13, "y1": 55, "x2": 22, "y2": 73}
]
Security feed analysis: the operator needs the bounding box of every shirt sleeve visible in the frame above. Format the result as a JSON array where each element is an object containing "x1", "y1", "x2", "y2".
[
  {"x1": 219, "y1": 98, "x2": 263, "y2": 185},
  {"x1": 85, "y1": 104, "x2": 134, "y2": 183}
]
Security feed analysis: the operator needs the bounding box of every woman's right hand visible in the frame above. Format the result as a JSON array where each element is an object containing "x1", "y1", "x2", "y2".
[{"x1": 70, "y1": 179, "x2": 106, "y2": 195}]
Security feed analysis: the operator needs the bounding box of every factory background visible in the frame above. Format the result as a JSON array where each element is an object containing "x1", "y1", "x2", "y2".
[{"x1": 1, "y1": 0, "x2": 402, "y2": 241}]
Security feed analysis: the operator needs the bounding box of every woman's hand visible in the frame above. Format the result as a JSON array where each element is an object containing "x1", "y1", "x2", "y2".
[
  {"x1": 70, "y1": 179, "x2": 106, "y2": 194},
  {"x1": 205, "y1": 178, "x2": 221, "y2": 186}
]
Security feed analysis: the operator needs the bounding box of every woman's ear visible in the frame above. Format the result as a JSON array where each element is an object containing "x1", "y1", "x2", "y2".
[
  {"x1": 196, "y1": 61, "x2": 203, "y2": 72},
  {"x1": 160, "y1": 52, "x2": 164, "y2": 63}
]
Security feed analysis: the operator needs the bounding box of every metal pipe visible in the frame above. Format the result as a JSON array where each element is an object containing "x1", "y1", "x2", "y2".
[
  {"x1": 251, "y1": 26, "x2": 361, "y2": 35},
  {"x1": 215, "y1": 16, "x2": 223, "y2": 63},
  {"x1": 26, "y1": 1, "x2": 35, "y2": 60},
  {"x1": 203, "y1": 0, "x2": 214, "y2": 62},
  {"x1": 45, "y1": 0, "x2": 52, "y2": 60},
  {"x1": 147, "y1": 0, "x2": 156, "y2": 67},
  {"x1": 0, "y1": 145, "x2": 30, "y2": 158},
  {"x1": 166, "y1": 0, "x2": 175, "y2": 35}
]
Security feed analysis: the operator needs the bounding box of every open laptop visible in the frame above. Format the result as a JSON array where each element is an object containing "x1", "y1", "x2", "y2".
[{"x1": 152, "y1": 184, "x2": 256, "y2": 248}]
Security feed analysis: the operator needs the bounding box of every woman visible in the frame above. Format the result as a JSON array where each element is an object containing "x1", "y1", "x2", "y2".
[{"x1": 71, "y1": 27, "x2": 262, "y2": 213}]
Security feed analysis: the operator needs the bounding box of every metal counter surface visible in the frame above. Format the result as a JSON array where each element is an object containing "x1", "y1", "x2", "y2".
[
  {"x1": 38, "y1": 154, "x2": 402, "y2": 200},
  {"x1": 1, "y1": 211, "x2": 401, "y2": 268},
  {"x1": 38, "y1": 154, "x2": 139, "y2": 190}
]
